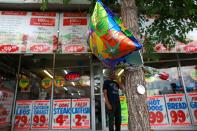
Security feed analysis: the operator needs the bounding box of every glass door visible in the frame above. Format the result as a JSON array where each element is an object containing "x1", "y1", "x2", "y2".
[{"x1": 53, "y1": 54, "x2": 91, "y2": 130}]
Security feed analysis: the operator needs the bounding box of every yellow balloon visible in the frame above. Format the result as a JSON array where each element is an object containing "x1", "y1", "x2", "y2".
[
  {"x1": 41, "y1": 77, "x2": 52, "y2": 89},
  {"x1": 55, "y1": 76, "x2": 65, "y2": 88},
  {"x1": 19, "y1": 78, "x2": 29, "y2": 89},
  {"x1": 190, "y1": 69, "x2": 197, "y2": 80}
]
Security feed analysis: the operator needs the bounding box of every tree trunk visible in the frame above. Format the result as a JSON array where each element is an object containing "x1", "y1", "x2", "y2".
[{"x1": 121, "y1": 0, "x2": 151, "y2": 131}]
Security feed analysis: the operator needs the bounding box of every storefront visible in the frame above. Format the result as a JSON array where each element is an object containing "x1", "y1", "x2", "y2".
[
  {"x1": 0, "y1": 1, "x2": 196, "y2": 131},
  {"x1": 145, "y1": 54, "x2": 197, "y2": 130}
]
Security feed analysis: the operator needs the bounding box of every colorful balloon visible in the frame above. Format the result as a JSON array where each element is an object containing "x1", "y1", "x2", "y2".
[{"x1": 88, "y1": 0, "x2": 142, "y2": 67}]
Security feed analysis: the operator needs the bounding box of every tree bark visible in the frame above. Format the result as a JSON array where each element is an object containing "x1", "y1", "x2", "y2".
[{"x1": 121, "y1": 0, "x2": 151, "y2": 131}]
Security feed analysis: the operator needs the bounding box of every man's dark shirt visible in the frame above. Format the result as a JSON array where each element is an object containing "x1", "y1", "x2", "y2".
[{"x1": 103, "y1": 79, "x2": 120, "y2": 107}]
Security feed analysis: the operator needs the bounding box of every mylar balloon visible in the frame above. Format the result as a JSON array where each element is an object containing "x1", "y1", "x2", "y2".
[{"x1": 88, "y1": 0, "x2": 142, "y2": 67}]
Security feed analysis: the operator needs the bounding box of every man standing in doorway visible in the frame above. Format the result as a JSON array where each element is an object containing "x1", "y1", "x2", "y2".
[{"x1": 103, "y1": 71, "x2": 122, "y2": 131}]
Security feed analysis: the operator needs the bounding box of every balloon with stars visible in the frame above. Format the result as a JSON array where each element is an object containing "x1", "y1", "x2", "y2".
[{"x1": 88, "y1": 0, "x2": 142, "y2": 68}]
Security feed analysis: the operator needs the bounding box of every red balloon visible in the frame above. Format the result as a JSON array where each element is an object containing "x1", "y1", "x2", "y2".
[{"x1": 159, "y1": 72, "x2": 169, "y2": 80}]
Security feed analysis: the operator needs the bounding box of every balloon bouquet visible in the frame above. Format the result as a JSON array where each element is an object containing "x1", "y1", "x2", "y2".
[{"x1": 88, "y1": 0, "x2": 142, "y2": 68}]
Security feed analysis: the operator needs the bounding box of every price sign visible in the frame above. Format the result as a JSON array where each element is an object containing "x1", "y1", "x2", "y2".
[
  {"x1": 147, "y1": 95, "x2": 168, "y2": 126},
  {"x1": 165, "y1": 94, "x2": 191, "y2": 126},
  {"x1": 14, "y1": 100, "x2": 32, "y2": 130},
  {"x1": 52, "y1": 99, "x2": 71, "y2": 129},
  {"x1": 31, "y1": 100, "x2": 50, "y2": 129},
  {"x1": 59, "y1": 13, "x2": 89, "y2": 53},
  {"x1": 0, "y1": 11, "x2": 28, "y2": 53},
  {"x1": 188, "y1": 93, "x2": 197, "y2": 124},
  {"x1": 26, "y1": 12, "x2": 59, "y2": 53},
  {"x1": 71, "y1": 98, "x2": 90, "y2": 129}
]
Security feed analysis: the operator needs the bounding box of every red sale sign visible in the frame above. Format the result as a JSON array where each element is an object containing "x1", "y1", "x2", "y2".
[
  {"x1": 147, "y1": 95, "x2": 169, "y2": 126},
  {"x1": 71, "y1": 98, "x2": 90, "y2": 129},
  {"x1": 188, "y1": 93, "x2": 197, "y2": 125},
  {"x1": 165, "y1": 94, "x2": 191, "y2": 126},
  {"x1": 31, "y1": 100, "x2": 50, "y2": 129},
  {"x1": 52, "y1": 99, "x2": 71, "y2": 129},
  {"x1": 14, "y1": 100, "x2": 32, "y2": 130}
]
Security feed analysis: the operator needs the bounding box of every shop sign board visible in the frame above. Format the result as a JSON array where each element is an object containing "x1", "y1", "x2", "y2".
[
  {"x1": 52, "y1": 99, "x2": 71, "y2": 129},
  {"x1": 120, "y1": 96, "x2": 128, "y2": 130},
  {"x1": 59, "y1": 13, "x2": 89, "y2": 53},
  {"x1": 0, "y1": 89, "x2": 14, "y2": 125},
  {"x1": 165, "y1": 94, "x2": 191, "y2": 126},
  {"x1": 26, "y1": 12, "x2": 59, "y2": 53},
  {"x1": 71, "y1": 98, "x2": 90, "y2": 129},
  {"x1": 31, "y1": 100, "x2": 50, "y2": 129},
  {"x1": 0, "y1": 11, "x2": 59, "y2": 54},
  {"x1": 14, "y1": 100, "x2": 32, "y2": 130},
  {"x1": 65, "y1": 72, "x2": 80, "y2": 82},
  {"x1": 0, "y1": 11, "x2": 28, "y2": 53},
  {"x1": 188, "y1": 93, "x2": 197, "y2": 125},
  {"x1": 147, "y1": 95, "x2": 169, "y2": 126}
]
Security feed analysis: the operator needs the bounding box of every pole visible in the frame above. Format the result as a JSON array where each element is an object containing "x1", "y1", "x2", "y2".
[
  {"x1": 49, "y1": 53, "x2": 56, "y2": 129},
  {"x1": 11, "y1": 55, "x2": 21, "y2": 131},
  {"x1": 176, "y1": 54, "x2": 193, "y2": 124}
]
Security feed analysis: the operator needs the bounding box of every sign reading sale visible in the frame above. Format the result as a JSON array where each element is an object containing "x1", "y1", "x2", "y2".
[
  {"x1": 14, "y1": 100, "x2": 32, "y2": 130},
  {"x1": 52, "y1": 99, "x2": 71, "y2": 129},
  {"x1": 165, "y1": 94, "x2": 191, "y2": 125},
  {"x1": 147, "y1": 95, "x2": 168, "y2": 126},
  {"x1": 188, "y1": 93, "x2": 197, "y2": 124},
  {"x1": 71, "y1": 98, "x2": 90, "y2": 129},
  {"x1": 31, "y1": 100, "x2": 50, "y2": 129}
]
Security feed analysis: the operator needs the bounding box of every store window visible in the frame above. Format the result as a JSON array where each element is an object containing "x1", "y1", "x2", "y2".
[
  {"x1": 14, "y1": 54, "x2": 53, "y2": 130},
  {"x1": 181, "y1": 65, "x2": 197, "y2": 93},
  {"x1": 146, "y1": 66, "x2": 184, "y2": 96},
  {"x1": 146, "y1": 62, "x2": 196, "y2": 130},
  {"x1": 0, "y1": 55, "x2": 19, "y2": 130}
]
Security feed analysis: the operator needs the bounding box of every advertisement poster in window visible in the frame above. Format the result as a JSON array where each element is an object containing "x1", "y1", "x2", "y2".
[
  {"x1": 120, "y1": 95, "x2": 128, "y2": 130},
  {"x1": 59, "y1": 13, "x2": 89, "y2": 53},
  {"x1": 26, "y1": 12, "x2": 59, "y2": 53},
  {"x1": 0, "y1": 11, "x2": 28, "y2": 53},
  {"x1": 71, "y1": 98, "x2": 90, "y2": 129},
  {"x1": 31, "y1": 100, "x2": 50, "y2": 129},
  {"x1": 147, "y1": 95, "x2": 169, "y2": 126},
  {"x1": 52, "y1": 99, "x2": 71, "y2": 129},
  {"x1": 165, "y1": 94, "x2": 191, "y2": 126},
  {"x1": 0, "y1": 89, "x2": 14, "y2": 125},
  {"x1": 14, "y1": 100, "x2": 32, "y2": 130},
  {"x1": 188, "y1": 93, "x2": 197, "y2": 125}
]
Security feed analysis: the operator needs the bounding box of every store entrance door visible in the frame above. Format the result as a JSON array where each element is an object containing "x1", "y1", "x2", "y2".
[{"x1": 92, "y1": 64, "x2": 106, "y2": 131}]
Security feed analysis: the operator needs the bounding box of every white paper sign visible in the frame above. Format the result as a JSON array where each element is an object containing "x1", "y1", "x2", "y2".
[
  {"x1": 188, "y1": 93, "x2": 197, "y2": 125},
  {"x1": 14, "y1": 100, "x2": 32, "y2": 130},
  {"x1": 26, "y1": 12, "x2": 59, "y2": 53},
  {"x1": 59, "y1": 13, "x2": 89, "y2": 53},
  {"x1": 165, "y1": 94, "x2": 191, "y2": 126},
  {"x1": 0, "y1": 89, "x2": 14, "y2": 125},
  {"x1": 147, "y1": 95, "x2": 169, "y2": 126},
  {"x1": 31, "y1": 100, "x2": 50, "y2": 129},
  {"x1": 0, "y1": 11, "x2": 29, "y2": 53},
  {"x1": 71, "y1": 98, "x2": 90, "y2": 129},
  {"x1": 52, "y1": 99, "x2": 71, "y2": 129}
]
